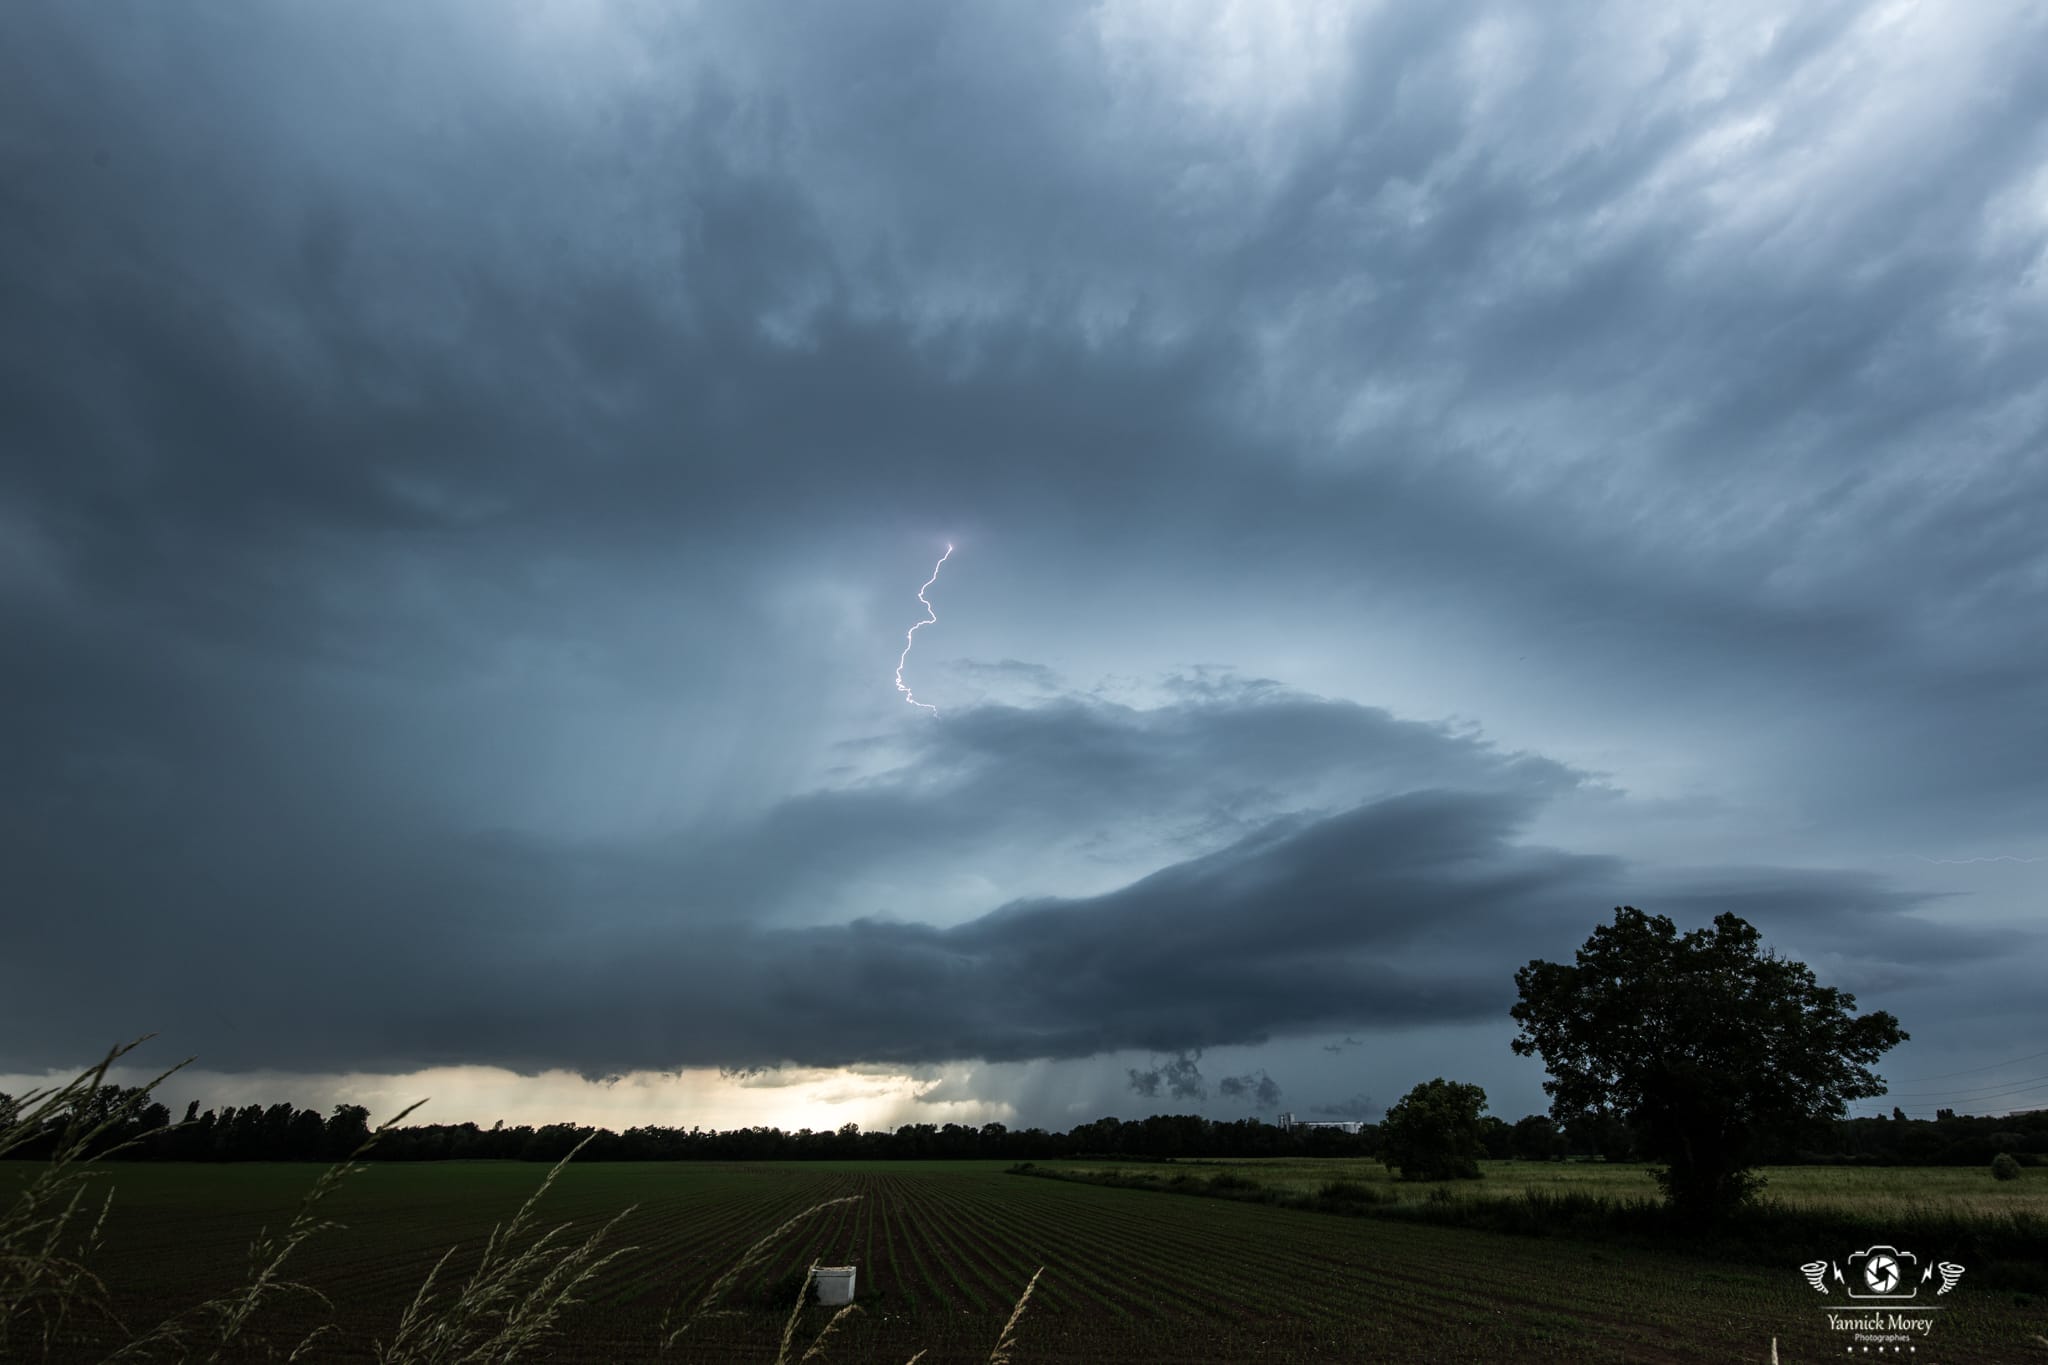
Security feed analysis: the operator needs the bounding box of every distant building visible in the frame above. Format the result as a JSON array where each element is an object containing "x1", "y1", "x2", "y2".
[{"x1": 1277, "y1": 1111, "x2": 1366, "y2": 1134}]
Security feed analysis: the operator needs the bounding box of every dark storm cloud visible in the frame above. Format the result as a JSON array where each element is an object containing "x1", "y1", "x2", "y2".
[
  {"x1": 7, "y1": 0, "x2": 2043, "y2": 851},
  {"x1": 1315, "y1": 1095, "x2": 1379, "y2": 1122},
  {"x1": 4, "y1": 0, "x2": 2047, "y2": 1095},
  {"x1": 561, "y1": 787, "x2": 1606, "y2": 1071},
  {"x1": 0, "y1": 0, "x2": 1248, "y2": 593},
  {"x1": 0, "y1": 754, "x2": 1984, "y2": 1076},
  {"x1": 1217, "y1": 1071, "x2": 1283, "y2": 1110},
  {"x1": 1127, "y1": 1053, "x2": 1208, "y2": 1103}
]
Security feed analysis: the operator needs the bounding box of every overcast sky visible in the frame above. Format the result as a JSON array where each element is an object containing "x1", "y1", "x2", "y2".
[{"x1": 5, "y1": 0, "x2": 2046, "y2": 1135}]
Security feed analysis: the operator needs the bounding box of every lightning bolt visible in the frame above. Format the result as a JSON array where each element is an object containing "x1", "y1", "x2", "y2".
[{"x1": 894, "y1": 543, "x2": 954, "y2": 715}]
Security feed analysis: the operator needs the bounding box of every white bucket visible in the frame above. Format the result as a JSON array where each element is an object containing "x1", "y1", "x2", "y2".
[{"x1": 812, "y1": 1265, "x2": 856, "y2": 1305}]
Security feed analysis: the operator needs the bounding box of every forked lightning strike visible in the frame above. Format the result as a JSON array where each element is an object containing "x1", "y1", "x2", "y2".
[{"x1": 895, "y1": 543, "x2": 954, "y2": 715}]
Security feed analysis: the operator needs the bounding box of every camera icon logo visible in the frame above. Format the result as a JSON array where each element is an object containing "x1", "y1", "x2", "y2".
[
  {"x1": 1845, "y1": 1244, "x2": 1919, "y2": 1299},
  {"x1": 1800, "y1": 1246, "x2": 1964, "y2": 1299}
]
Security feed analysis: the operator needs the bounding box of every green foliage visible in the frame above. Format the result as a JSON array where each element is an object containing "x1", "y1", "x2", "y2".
[
  {"x1": 1476, "y1": 1115, "x2": 1513, "y2": 1160},
  {"x1": 1511, "y1": 1114, "x2": 1564, "y2": 1162},
  {"x1": 1379, "y1": 1079, "x2": 1489, "y2": 1182},
  {"x1": 1511, "y1": 906, "x2": 1907, "y2": 1223},
  {"x1": 1314, "y1": 1179, "x2": 1392, "y2": 1208},
  {"x1": 1992, "y1": 1152, "x2": 2024, "y2": 1181}
]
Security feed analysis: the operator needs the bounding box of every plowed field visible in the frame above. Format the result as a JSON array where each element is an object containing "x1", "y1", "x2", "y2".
[{"x1": 11, "y1": 1160, "x2": 2042, "y2": 1363}]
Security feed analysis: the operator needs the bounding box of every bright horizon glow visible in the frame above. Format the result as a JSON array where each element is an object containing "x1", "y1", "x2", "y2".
[{"x1": 0, "y1": 1061, "x2": 1017, "y2": 1135}]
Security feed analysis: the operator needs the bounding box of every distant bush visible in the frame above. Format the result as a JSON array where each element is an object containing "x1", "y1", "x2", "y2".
[
  {"x1": 1991, "y1": 1152, "x2": 2023, "y2": 1181},
  {"x1": 1314, "y1": 1179, "x2": 1391, "y2": 1207}
]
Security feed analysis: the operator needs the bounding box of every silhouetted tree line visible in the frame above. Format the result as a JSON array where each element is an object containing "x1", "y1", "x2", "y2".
[
  {"x1": 4, "y1": 1086, "x2": 2040, "y2": 1166},
  {"x1": 1812, "y1": 1108, "x2": 2048, "y2": 1167}
]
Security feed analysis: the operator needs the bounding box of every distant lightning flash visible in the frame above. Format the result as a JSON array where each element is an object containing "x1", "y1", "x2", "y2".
[{"x1": 894, "y1": 543, "x2": 954, "y2": 715}]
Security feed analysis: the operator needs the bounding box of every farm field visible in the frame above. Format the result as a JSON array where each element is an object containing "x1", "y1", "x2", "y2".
[
  {"x1": 1045, "y1": 1155, "x2": 2048, "y2": 1221},
  {"x1": 5, "y1": 1159, "x2": 2043, "y2": 1364}
]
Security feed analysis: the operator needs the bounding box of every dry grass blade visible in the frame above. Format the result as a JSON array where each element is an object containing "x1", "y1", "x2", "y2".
[
  {"x1": 772, "y1": 1264, "x2": 817, "y2": 1365},
  {"x1": 902, "y1": 1352, "x2": 927, "y2": 1365},
  {"x1": 986, "y1": 1266, "x2": 1043, "y2": 1365},
  {"x1": 107, "y1": 1097, "x2": 428, "y2": 1364},
  {"x1": 0, "y1": 1035, "x2": 191, "y2": 1361},
  {"x1": 371, "y1": 1133, "x2": 639, "y2": 1365},
  {"x1": 658, "y1": 1194, "x2": 861, "y2": 1352},
  {"x1": 0, "y1": 1183, "x2": 117, "y2": 1360},
  {"x1": 472, "y1": 1204, "x2": 638, "y2": 1361},
  {"x1": 798, "y1": 1302, "x2": 861, "y2": 1362},
  {"x1": 385, "y1": 1246, "x2": 463, "y2": 1357}
]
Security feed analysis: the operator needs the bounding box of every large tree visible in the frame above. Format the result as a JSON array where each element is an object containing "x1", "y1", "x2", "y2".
[
  {"x1": 1379, "y1": 1078, "x2": 1489, "y2": 1181},
  {"x1": 1511, "y1": 906, "x2": 1906, "y2": 1222}
]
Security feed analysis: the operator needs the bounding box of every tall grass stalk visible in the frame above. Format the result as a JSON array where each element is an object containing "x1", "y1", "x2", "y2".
[
  {"x1": 8, "y1": 1040, "x2": 645, "y2": 1364},
  {"x1": 772, "y1": 1265, "x2": 818, "y2": 1365},
  {"x1": 986, "y1": 1265, "x2": 1041, "y2": 1365},
  {"x1": 0, "y1": 1036, "x2": 190, "y2": 1361},
  {"x1": 105, "y1": 1096, "x2": 428, "y2": 1365},
  {"x1": 658, "y1": 1194, "x2": 861, "y2": 1352},
  {"x1": 794, "y1": 1301, "x2": 860, "y2": 1363},
  {"x1": 372, "y1": 1135, "x2": 639, "y2": 1364},
  {"x1": 12, "y1": 1043, "x2": 1041, "y2": 1363}
]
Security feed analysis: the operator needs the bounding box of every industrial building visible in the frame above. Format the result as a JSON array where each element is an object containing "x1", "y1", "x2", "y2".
[{"x1": 1276, "y1": 1112, "x2": 1367, "y2": 1134}]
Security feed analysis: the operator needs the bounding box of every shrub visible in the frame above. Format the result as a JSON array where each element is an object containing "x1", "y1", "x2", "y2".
[
  {"x1": 1315, "y1": 1179, "x2": 1390, "y2": 1207},
  {"x1": 1991, "y1": 1152, "x2": 2023, "y2": 1181}
]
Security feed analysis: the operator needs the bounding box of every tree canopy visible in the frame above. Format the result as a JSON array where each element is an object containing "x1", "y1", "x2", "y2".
[
  {"x1": 1379, "y1": 1077, "x2": 1489, "y2": 1181},
  {"x1": 1511, "y1": 905, "x2": 1907, "y2": 1221}
]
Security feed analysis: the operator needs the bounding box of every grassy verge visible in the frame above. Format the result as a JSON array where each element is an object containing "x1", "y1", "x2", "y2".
[{"x1": 1006, "y1": 1160, "x2": 2048, "y2": 1298}]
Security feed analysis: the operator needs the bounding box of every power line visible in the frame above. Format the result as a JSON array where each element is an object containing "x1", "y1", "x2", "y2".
[
  {"x1": 1887, "y1": 1047, "x2": 2048, "y2": 1085},
  {"x1": 1878, "y1": 1072, "x2": 2048, "y2": 1102},
  {"x1": 1853, "y1": 1080, "x2": 2048, "y2": 1117}
]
